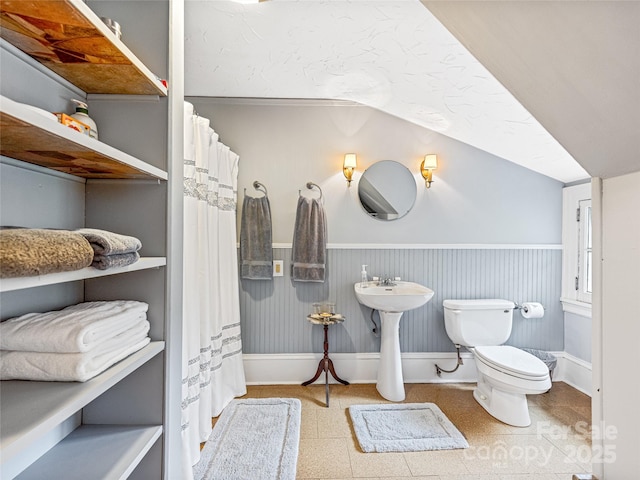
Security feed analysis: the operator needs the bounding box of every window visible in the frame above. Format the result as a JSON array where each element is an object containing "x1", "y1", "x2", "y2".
[
  {"x1": 577, "y1": 199, "x2": 592, "y2": 303},
  {"x1": 561, "y1": 183, "x2": 592, "y2": 317}
]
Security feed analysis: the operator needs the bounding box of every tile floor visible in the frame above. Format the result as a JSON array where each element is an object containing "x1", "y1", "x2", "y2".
[{"x1": 235, "y1": 382, "x2": 592, "y2": 480}]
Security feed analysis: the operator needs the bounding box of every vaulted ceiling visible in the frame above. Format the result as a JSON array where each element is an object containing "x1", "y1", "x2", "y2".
[
  {"x1": 424, "y1": 0, "x2": 640, "y2": 181},
  {"x1": 185, "y1": 0, "x2": 639, "y2": 183}
]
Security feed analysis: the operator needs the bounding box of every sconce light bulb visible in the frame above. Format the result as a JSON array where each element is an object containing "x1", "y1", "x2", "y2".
[
  {"x1": 343, "y1": 166, "x2": 354, "y2": 186},
  {"x1": 420, "y1": 155, "x2": 436, "y2": 189},
  {"x1": 343, "y1": 153, "x2": 357, "y2": 187}
]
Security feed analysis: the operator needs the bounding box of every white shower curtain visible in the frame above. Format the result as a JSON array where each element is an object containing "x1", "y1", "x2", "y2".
[{"x1": 181, "y1": 102, "x2": 247, "y2": 478}]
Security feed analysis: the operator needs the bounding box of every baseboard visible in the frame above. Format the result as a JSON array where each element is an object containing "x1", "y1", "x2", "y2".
[
  {"x1": 243, "y1": 352, "x2": 476, "y2": 385},
  {"x1": 552, "y1": 351, "x2": 593, "y2": 396},
  {"x1": 243, "y1": 351, "x2": 593, "y2": 397}
]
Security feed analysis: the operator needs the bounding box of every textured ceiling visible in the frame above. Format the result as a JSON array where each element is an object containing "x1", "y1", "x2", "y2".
[
  {"x1": 425, "y1": 0, "x2": 640, "y2": 181},
  {"x1": 185, "y1": 0, "x2": 589, "y2": 183}
]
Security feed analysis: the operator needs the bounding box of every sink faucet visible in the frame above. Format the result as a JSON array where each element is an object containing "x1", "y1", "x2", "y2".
[{"x1": 378, "y1": 277, "x2": 396, "y2": 286}]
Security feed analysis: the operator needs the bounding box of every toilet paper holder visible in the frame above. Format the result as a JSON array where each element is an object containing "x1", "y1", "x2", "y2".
[
  {"x1": 513, "y1": 302, "x2": 545, "y2": 318},
  {"x1": 513, "y1": 301, "x2": 544, "y2": 309}
]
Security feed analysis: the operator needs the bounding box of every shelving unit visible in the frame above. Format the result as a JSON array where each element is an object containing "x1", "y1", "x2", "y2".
[{"x1": 0, "y1": 0, "x2": 182, "y2": 478}]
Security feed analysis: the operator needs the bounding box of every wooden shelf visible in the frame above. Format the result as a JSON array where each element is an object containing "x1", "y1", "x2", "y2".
[
  {"x1": 0, "y1": 0, "x2": 167, "y2": 96},
  {"x1": 15, "y1": 425, "x2": 162, "y2": 480},
  {"x1": 0, "y1": 257, "x2": 166, "y2": 293},
  {"x1": 0, "y1": 342, "x2": 164, "y2": 468},
  {"x1": 0, "y1": 95, "x2": 168, "y2": 179}
]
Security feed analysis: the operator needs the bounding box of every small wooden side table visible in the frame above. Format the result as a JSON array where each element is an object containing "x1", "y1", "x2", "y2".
[{"x1": 302, "y1": 313, "x2": 350, "y2": 407}]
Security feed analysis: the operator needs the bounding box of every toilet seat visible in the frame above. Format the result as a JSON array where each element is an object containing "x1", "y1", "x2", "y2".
[{"x1": 474, "y1": 345, "x2": 549, "y2": 379}]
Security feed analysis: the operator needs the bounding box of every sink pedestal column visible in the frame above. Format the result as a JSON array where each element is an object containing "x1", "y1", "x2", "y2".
[{"x1": 376, "y1": 312, "x2": 405, "y2": 402}]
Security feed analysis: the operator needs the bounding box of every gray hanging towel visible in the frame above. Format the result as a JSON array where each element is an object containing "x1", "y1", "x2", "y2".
[
  {"x1": 291, "y1": 196, "x2": 326, "y2": 282},
  {"x1": 240, "y1": 195, "x2": 273, "y2": 280}
]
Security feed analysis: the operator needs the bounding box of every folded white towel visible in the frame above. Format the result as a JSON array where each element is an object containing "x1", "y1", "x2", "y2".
[
  {"x1": 81, "y1": 319, "x2": 149, "y2": 356},
  {"x1": 0, "y1": 300, "x2": 148, "y2": 353},
  {"x1": 0, "y1": 326, "x2": 151, "y2": 382}
]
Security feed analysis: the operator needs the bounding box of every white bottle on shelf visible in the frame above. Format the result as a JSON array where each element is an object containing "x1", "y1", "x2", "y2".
[{"x1": 71, "y1": 99, "x2": 99, "y2": 139}]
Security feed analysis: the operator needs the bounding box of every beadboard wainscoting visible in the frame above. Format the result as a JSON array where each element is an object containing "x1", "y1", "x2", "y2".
[{"x1": 239, "y1": 246, "x2": 563, "y2": 355}]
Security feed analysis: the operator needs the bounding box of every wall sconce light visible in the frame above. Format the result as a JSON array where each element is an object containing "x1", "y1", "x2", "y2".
[
  {"x1": 343, "y1": 153, "x2": 357, "y2": 186},
  {"x1": 420, "y1": 154, "x2": 438, "y2": 188}
]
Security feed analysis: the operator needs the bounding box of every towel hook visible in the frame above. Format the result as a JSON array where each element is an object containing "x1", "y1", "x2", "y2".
[
  {"x1": 253, "y1": 180, "x2": 268, "y2": 196},
  {"x1": 299, "y1": 182, "x2": 323, "y2": 200},
  {"x1": 244, "y1": 180, "x2": 268, "y2": 197}
]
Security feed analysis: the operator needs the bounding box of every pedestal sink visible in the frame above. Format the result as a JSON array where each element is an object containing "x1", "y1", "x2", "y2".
[{"x1": 355, "y1": 281, "x2": 434, "y2": 401}]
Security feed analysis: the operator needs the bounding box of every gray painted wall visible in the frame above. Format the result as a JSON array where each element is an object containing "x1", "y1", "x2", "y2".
[
  {"x1": 187, "y1": 99, "x2": 564, "y2": 354},
  {"x1": 0, "y1": 39, "x2": 82, "y2": 112},
  {"x1": 0, "y1": 162, "x2": 85, "y2": 230},
  {"x1": 564, "y1": 312, "x2": 592, "y2": 362},
  {"x1": 189, "y1": 98, "x2": 563, "y2": 245}
]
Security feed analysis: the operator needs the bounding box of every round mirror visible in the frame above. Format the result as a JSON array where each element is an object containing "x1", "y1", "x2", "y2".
[{"x1": 358, "y1": 160, "x2": 417, "y2": 220}]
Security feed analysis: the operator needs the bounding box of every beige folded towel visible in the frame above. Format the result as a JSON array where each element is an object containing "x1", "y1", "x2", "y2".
[{"x1": 0, "y1": 228, "x2": 93, "y2": 278}]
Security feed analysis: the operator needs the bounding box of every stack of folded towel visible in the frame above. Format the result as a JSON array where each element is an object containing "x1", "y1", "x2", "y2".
[
  {"x1": 0, "y1": 300, "x2": 150, "y2": 382},
  {"x1": 75, "y1": 228, "x2": 142, "y2": 270},
  {"x1": 0, "y1": 228, "x2": 94, "y2": 278}
]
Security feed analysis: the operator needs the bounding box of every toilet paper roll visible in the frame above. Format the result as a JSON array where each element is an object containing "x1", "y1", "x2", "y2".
[{"x1": 521, "y1": 302, "x2": 544, "y2": 319}]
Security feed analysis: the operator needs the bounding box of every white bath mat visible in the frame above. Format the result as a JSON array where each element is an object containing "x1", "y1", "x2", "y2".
[
  {"x1": 349, "y1": 402, "x2": 469, "y2": 453},
  {"x1": 194, "y1": 398, "x2": 301, "y2": 480}
]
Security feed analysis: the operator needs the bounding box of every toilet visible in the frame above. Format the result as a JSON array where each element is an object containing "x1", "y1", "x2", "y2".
[{"x1": 443, "y1": 299, "x2": 551, "y2": 427}]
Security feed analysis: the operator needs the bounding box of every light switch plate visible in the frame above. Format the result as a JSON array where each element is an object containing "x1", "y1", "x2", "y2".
[{"x1": 273, "y1": 260, "x2": 284, "y2": 277}]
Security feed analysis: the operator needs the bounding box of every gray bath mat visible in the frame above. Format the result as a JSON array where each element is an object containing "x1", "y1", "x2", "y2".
[
  {"x1": 194, "y1": 398, "x2": 301, "y2": 480},
  {"x1": 349, "y1": 402, "x2": 469, "y2": 453}
]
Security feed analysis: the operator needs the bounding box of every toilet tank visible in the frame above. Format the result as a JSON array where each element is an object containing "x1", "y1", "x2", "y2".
[{"x1": 443, "y1": 299, "x2": 515, "y2": 347}]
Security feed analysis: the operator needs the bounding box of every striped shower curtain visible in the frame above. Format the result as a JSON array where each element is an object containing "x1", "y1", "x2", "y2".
[{"x1": 181, "y1": 102, "x2": 247, "y2": 478}]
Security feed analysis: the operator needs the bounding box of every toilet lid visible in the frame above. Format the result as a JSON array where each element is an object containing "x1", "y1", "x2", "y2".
[{"x1": 474, "y1": 345, "x2": 549, "y2": 378}]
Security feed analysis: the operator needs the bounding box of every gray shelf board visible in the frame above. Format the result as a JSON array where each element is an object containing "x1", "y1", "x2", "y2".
[
  {"x1": 0, "y1": 342, "x2": 164, "y2": 463},
  {"x1": 0, "y1": 257, "x2": 167, "y2": 293},
  {"x1": 15, "y1": 425, "x2": 163, "y2": 480}
]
